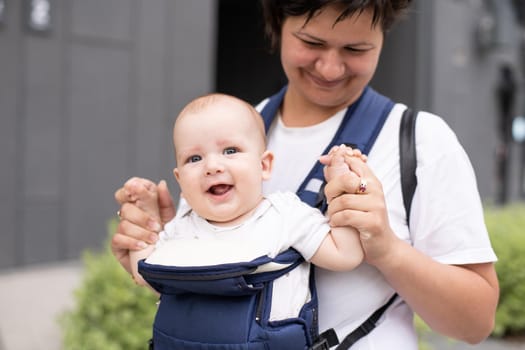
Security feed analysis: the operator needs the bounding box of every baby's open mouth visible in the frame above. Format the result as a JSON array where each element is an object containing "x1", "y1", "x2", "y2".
[{"x1": 208, "y1": 184, "x2": 233, "y2": 195}]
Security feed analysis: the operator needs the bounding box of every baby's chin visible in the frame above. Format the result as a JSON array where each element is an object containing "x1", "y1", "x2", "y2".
[
  {"x1": 205, "y1": 204, "x2": 258, "y2": 228},
  {"x1": 205, "y1": 213, "x2": 245, "y2": 228}
]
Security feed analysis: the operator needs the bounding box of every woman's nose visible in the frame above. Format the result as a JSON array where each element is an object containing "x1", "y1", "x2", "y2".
[{"x1": 315, "y1": 50, "x2": 346, "y2": 81}]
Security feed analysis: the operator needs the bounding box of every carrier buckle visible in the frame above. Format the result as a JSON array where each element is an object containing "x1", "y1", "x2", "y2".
[
  {"x1": 310, "y1": 328, "x2": 339, "y2": 350},
  {"x1": 309, "y1": 338, "x2": 330, "y2": 350}
]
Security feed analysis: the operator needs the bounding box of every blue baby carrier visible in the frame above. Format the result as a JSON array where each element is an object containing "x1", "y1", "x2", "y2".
[
  {"x1": 139, "y1": 249, "x2": 317, "y2": 349},
  {"x1": 138, "y1": 85, "x2": 418, "y2": 349}
]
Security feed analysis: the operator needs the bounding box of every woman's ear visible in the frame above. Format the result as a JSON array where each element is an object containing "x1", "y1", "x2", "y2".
[{"x1": 261, "y1": 150, "x2": 274, "y2": 181}]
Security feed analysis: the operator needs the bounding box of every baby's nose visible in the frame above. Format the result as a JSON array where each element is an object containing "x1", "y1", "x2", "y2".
[{"x1": 205, "y1": 155, "x2": 225, "y2": 175}]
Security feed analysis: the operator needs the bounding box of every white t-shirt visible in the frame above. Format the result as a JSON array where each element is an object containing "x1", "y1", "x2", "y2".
[
  {"x1": 147, "y1": 191, "x2": 331, "y2": 321},
  {"x1": 257, "y1": 99, "x2": 497, "y2": 349}
]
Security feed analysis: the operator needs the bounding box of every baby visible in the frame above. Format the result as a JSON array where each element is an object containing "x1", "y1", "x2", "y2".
[{"x1": 128, "y1": 93, "x2": 365, "y2": 321}]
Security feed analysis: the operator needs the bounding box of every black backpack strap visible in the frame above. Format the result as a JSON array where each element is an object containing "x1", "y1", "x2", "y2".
[
  {"x1": 399, "y1": 107, "x2": 418, "y2": 224},
  {"x1": 312, "y1": 107, "x2": 419, "y2": 350},
  {"x1": 311, "y1": 293, "x2": 399, "y2": 350},
  {"x1": 335, "y1": 293, "x2": 398, "y2": 349}
]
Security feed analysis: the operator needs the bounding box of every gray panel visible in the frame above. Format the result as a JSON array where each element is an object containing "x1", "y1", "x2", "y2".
[
  {"x1": 23, "y1": 38, "x2": 62, "y2": 197},
  {"x1": 71, "y1": 0, "x2": 132, "y2": 42},
  {"x1": 21, "y1": 202, "x2": 61, "y2": 265},
  {"x1": 18, "y1": 0, "x2": 66, "y2": 266},
  {"x1": 170, "y1": 0, "x2": 217, "y2": 109},
  {"x1": 0, "y1": 0, "x2": 22, "y2": 268},
  {"x1": 66, "y1": 44, "x2": 131, "y2": 256},
  {"x1": 135, "y1": 0, "x2": 171, "y2": 181},
  {"x1": 432, "y1": 0, "x2": 506, "y2": 200}
]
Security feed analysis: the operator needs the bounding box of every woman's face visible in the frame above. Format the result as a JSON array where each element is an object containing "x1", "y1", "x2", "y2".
[{"x1": 280, "y1": 6, "x2": 384, "y2": 112}]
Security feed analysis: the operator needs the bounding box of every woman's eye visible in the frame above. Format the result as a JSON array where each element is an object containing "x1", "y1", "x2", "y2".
[
  {"x1": 224, "y1": 147, "x2": 238, "y2": 155},
  {"x1": 303, "y1": 40, "x2": 322, "y2": 47},
  {"x1": 188, "y1": 155, "x2": 201, "y2": 163},
  {"x1": 344, "y1": 46, "x2": 367, "y2": 53}
]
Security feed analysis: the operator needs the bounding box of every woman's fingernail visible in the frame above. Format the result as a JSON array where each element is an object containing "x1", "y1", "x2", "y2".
[{"x1": 149, "y1": 234, "x2": 159, "y2": 243}]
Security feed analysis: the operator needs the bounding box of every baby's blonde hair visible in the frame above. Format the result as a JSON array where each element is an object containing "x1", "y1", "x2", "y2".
[{"x1": 176, "y1": 93, "x2": 267, "y2": 147}]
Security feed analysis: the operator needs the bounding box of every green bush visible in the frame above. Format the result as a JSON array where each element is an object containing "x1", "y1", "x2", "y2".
[
  {"x1": 485, "y1": 203, "x2": 525, "y2": 338},
  {"x1": 60, "y1": 219, "x2": 158, "y2": 350}
]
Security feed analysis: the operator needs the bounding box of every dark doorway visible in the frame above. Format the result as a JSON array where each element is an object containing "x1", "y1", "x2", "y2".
[{"x1": 216, "y1": 0, "x2": 286, "y2": 105}]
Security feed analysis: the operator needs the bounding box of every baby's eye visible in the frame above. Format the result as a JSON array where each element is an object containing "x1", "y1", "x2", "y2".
[
  {"x1": 223, "y1": 147, "x2": 238, "y2": 155},
  {"x1": 187, "y1": 155, "x2": 202, "y2": 163}
]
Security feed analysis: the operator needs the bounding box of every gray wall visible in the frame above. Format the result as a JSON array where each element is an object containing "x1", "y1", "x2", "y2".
[
  {"x1": 430, "y1": 0, "x2": 522, "y2": 202},
  {"x1": 0, "y1": 0, "x2": 216, "y2": 268},
  {"x1": 374, "y1": 0, "x2": 524, "y2": 202}
]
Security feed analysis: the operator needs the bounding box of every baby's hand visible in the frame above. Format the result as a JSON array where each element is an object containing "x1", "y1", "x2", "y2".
[
  {"x1": 123, "y1": 177, "x2": 161, "y2": 222},
  {"x1": 320, "y1": 144, "x2": 366, "y2": 182}
]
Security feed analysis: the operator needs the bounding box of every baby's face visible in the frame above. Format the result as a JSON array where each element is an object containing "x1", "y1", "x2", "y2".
[{"x1": 173, "y1": 99, "x2": 272, "y2": 226}]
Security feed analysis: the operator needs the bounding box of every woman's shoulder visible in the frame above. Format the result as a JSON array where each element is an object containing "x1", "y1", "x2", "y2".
[
  {"x1": 388, "y1": 104, "x2": 462, "y2": 150},
  {"x1": 387, "y1": 104, "x2": 455, "y2": 137},
  {"x1": 371, "y1": 103, "x2": 466, "y2": 170},
  {"x1": 415, "y1": 110, "x2": 458, "y2": 142}
]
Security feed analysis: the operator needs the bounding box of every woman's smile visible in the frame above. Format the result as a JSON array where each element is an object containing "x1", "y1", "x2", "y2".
[{"x1": 305, "y1": 69, "x2": 347, "y2": 90}]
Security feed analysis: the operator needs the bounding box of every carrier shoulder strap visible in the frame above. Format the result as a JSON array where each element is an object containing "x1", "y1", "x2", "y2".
[
  {"x1": 313, "y1": 108, "x2": 419, "y2": 350},
  {"x1": 260, "y1": 85, "x2": 395, "y2": 211}
]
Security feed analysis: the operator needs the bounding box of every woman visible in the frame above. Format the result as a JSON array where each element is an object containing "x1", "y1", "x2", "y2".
[{"x1": 113, "y1": 1, "x2": 499, "y2": 349}]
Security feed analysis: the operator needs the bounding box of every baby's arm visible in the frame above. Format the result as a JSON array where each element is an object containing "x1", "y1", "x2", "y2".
[
  {"x1": 125, "y1": 179, "x2": 161, "y2": 286},
  {"x1": 310, "y1": 225, "x2": 364, "y2": 271},
  {"x1": 311, "y1": 145, "x2": 365, "y2": 271}
]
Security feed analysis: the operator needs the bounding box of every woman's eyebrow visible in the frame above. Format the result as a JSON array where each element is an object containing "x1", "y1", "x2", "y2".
[
  {"x1": 294, "y1": 31, "x2": 374, "y2": 48},
  {"x1": 294, "y1": 31, "x2": 325, "y2": 42}
]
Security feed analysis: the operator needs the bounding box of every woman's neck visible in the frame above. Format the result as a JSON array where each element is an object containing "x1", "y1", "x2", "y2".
[{"x1": 280, "y1": 89, "x2": 351, "y2": 127}]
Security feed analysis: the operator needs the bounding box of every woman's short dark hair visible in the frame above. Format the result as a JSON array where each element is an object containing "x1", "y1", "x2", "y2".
[{"x1": 260, "y1": 0, "x2": 413, "y2": 51}]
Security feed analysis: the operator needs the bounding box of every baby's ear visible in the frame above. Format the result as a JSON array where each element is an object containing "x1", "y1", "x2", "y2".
[
  {"x1": 261, "y1": 150, "x2": 274, "y2": 180},
  {"x1": 173, "y1": 168, "x2": 180, "y2": 182}
]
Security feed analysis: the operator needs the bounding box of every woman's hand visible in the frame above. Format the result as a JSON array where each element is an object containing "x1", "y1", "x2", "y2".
[
  {"x1": 323, "y1": 154, "x2": 399, "y2": 266},
  {"x1": 112, "y1": 177, "x2": 176, "y2": 273}
]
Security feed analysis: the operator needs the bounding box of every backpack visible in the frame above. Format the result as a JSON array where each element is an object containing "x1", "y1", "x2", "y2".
[{"x1": 138, "y1": 86, "x2": 418, "y2": 350}]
